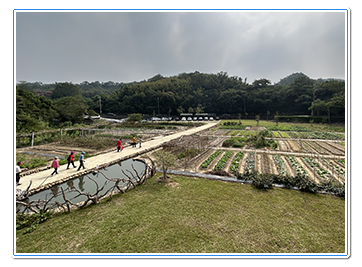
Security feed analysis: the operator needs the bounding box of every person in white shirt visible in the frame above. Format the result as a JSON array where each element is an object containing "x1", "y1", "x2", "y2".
[{"x1": 16, "y1": 161, "x2": 27, "y2": 186}]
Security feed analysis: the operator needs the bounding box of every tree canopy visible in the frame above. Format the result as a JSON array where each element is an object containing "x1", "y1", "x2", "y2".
[{"x1": 16, "y1": 71, "x2": 345, "y2": 132}]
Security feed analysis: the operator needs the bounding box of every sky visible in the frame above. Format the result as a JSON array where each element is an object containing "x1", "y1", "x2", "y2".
[{"x1": 15, "y1": 10, "x2": 346, "y2": 84}]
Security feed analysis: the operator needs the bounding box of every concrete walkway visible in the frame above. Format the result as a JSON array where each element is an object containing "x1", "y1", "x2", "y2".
[{"x1": 16, "y1": 122, "x2": 218, "y2": 192}]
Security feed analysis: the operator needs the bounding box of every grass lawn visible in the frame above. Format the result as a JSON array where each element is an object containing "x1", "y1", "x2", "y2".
[
  {"x1": 16, "y1": 175, "x2": 345, "y2": 254},
  {"x1": 219, "y1": 119, "x2": 345, "y2": 133}
]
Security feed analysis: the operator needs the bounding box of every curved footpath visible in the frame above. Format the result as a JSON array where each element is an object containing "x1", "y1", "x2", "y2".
[{"x1": 16, "y1": 122, "x2": 219, "y2": 192}]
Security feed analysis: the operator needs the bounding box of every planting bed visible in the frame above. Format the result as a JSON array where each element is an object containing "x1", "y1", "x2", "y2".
[{"x1": 167, "y1": 123, "x2": 346, "y2": 185}]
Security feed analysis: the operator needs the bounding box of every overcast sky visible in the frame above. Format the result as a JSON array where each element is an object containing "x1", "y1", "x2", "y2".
[{"x1": 15, "y1": 10, "x2": 346, "y2": 84}]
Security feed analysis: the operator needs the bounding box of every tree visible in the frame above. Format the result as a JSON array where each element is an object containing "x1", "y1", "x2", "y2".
[
  {"x1": 308, "y1": 99, "x2": 327, "y2": 116},
  {"x1": 255, "y1": 115, "x2": 260, "y2": 126},
  {"x1": 154, "y1": 150, "x2": 177, "y2": 182},
  {"x1": 52, "y1": 82, "x2": 80, "y2": 99},
  {"x1": 127, "y1": 113, "x2": 142, "y2": 123},
  {"x1": 53, "y1": 96, "x2": 88, "y2": 123},
  {"x1": 16, "y1": 87, "x2": 59, "y2": 132}
]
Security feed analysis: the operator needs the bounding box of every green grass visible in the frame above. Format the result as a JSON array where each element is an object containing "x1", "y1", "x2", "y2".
[
  {"x1": 16, "y1": 175, "x2": 345, "y2": 254},
  {"x1": 219, "y1": 120, "x2": 345, "y2": 133}
]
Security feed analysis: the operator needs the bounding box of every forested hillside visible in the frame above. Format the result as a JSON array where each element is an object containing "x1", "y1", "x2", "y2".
[
  {"x1": 95, "y1": 71, "x2": 344, "y2": 117},
  {"x1": 16, "y1": 71, "x2": 345, "y2": 132}
]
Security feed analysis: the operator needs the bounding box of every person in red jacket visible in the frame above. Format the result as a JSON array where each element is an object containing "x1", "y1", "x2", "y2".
[
  {"x1": 117, "y1": 138, "x2": 123, "y2": 152},
  {"x1": 51, "y1": 157, "x2": 60, "y2": 175},
  {"x1": 66, "y1": 151, "x2": 76, "y2": 169}
]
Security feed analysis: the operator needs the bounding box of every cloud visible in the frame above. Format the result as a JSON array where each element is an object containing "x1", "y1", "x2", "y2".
[{"x1": 15, "y1": 11, "x2": 346, "y2": 84}]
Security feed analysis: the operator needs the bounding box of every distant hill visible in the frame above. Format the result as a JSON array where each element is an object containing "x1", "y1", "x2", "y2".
[
  {"x1": 275, "y1": 72, "x2": 309, "y2": 86},
  {"x1": 276, "y1": 72, "x2": 344, "y2": 86},
  {"x1": 314, "y1": 77, "x2": 345, "y2": 84}
]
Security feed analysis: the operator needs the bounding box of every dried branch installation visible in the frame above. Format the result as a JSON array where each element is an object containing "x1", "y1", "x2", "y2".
[
  {"x1": 16, "y1": 180, "x2": 32, "y2": 201},
  {"x1": 16, "y1": 159, "x2": 155, "y2": 214}
]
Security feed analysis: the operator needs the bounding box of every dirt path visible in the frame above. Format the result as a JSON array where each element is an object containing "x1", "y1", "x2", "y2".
[
  {"x1": 223, "y1": 151, "x2": 236, "y2": 173},
  {"x1": 268, "y1": 154, "x2": 279, "y2": 175},
  {"x1": 282, "y1": 156, "x2": 296, "y2": 177},
  {"x1": 297, "y1": 157, "x2": 318, "y2": 183},
  {"x1": 238, "y1": 152, "x2": 249, "y2": 174}
]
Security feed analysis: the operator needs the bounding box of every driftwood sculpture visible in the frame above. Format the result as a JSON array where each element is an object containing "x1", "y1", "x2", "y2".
[{"x1": 16, "y1": 161, "x2": 154, "y2": 214}]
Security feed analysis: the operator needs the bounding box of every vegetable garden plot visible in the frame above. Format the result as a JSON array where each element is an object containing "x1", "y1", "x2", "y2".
[
  {"x1": 327, "y1": 141, "x2": 345, "y2": 152},
  {"x1": 302, "y1": 141, "x2": 328, "y2": 154},
  {"x1": 244, "y1": 152, "x2": 256, "y2": 174},
  {"x1": 301, "y1": 157, "x2": 331, "y2": 183},
  {"x1": 319, "y1": 158, "x2": 345, "y2": 183},
  {"x1": 237, "y1": 130, "x2": 245, "y2": 137},
  {"x1": 319, "y1": 142, "x2": 345, "y2": 155},
  {"x1": 259, "y1": 153, "x2": 276, "y2": 175},
  {"x1": 285, "y1": 155, "x2": 309, "y2": 177},
  {"x1": 277, "y1": 140, "x2": 289, "y2": 151},
  {"x1": 287, "y1": 140, "x2": 302, "y2": 151},
  {"x1": 287, "y1": 132, "x2": 301, "y2": 139},
  {"x1": 279, "y1": 131, "x2": 290, "y2": 138},
  {"x1": 325, "y1": 159, "x2": 345, "y2": 182},
  {"x1": 214, "y1": 150, "x2": 233, "y2": 171},
  {"x1": 273, "y1": 154, "x2": 288, "y2": 176},
  {"x1": 200, "y1": 149, "x2": 222, "y2": 169},
  {"x1": 229, "y1": 151, "x2": 244, "y2": 173}
]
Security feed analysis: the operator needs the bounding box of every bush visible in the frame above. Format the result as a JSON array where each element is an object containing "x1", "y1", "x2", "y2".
[
  {"x1": 318, "y1": 180, "x2": 345, "y2": 198},
  {"x1": 274, "y1": 115, "x2": 327, "y2": 123},
  {"x1": 294, "y1": 174, "x2": 318, "y2": 193},
  {"x1": 250, "y1": 173, "x2": 273, "y2": 190},
  {"x1": 16, "y1": 209, "x2": 52, "y2": 234},
  {"x1": 222, "y1": 137, "x2": 248, "y2": 148}
]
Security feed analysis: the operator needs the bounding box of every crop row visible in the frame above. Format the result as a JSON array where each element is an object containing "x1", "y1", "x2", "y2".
[
  {"x1": 214, "y1": 151, "x2": 233, "y2": 170},
  {"x1": 201, "y1": 149, "x2": 222, "y2": 168},
  {"x1": 268, "y1": 130, "x2": 344, "y2": 141},
  {"x1": 273, "y1": 154, "x2": 287, "y2": 175},
  {"x1": 286, "y1": 155, "x2": 309, "y2": 177},
  {"x1": 303, "y1": 157, "x2": 330, "y2": 179},
  {"x1": 325, "y1": 159, "x2": 345, "y2": 177},
  {"x1": 229, "y1": 151, "x2": 244, "y2": 172},
  {"x1": 244, "y1": 153, "x2": 256, "y2": 173}
]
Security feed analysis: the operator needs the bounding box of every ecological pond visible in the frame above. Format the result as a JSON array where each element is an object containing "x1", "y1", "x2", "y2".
[{"x1": 17, "y1": 158, "x2": 151, "y2": 213}]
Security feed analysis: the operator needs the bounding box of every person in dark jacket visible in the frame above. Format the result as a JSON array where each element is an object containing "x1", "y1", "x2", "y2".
[{"x1": 66, "y1": 151, "x2": 77, "y2": 169}]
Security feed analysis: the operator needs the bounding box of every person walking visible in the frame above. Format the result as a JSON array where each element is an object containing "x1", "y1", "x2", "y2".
[
  {"x1": 66, "y1": 151, "x2": 77, "y2": 169},
  {"x1": 15, "y1": 161, "x2": 27, "y2": 186},
  {"x1": 132, "y1": 136, "x2": 136, "y2": 148},
  {"x1": 117, "y1": 139, "x2": 123, "y2": 152},
  {"x1": 77, "y1": 151, "x2": 86, "y2": 171},
  {"x1": 51, "y1": 157, "x2": 60, "y2": 175}
]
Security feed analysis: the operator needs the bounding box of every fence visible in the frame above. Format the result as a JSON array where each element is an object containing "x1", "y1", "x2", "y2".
[{"x1": 16, "y1": 128, "x2": 110, "y2": 148}]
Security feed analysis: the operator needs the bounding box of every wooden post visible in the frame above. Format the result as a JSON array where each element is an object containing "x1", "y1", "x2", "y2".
[{"x1": 31, "y1": 132, "x2": 34, "y2": 147}]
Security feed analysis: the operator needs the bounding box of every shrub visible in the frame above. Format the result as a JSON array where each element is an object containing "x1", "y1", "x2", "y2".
[
  {"x1": 16, "y1": 209, "x2": 53, "y2": 234},
  {"x1": 251, "y1": 173, "x2": 274, "y2": 190},
  {"x1": 318, "y1": 180, "x2": 345, "y2": 198},
  {"x1": 294, "y1": 174, "x2": 318, "y2": 193}
]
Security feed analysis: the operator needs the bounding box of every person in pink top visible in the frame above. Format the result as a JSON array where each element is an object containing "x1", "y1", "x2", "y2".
[{"x1": 51, "y1": 156, "x2": 60, "y2": 175}]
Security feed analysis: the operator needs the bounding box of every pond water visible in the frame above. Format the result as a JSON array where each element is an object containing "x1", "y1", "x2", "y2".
[{"x1": 17, "y1": 158, "x2": 146, "y2": 212}]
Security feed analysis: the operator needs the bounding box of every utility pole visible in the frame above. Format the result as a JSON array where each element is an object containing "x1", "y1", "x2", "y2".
[
  {"x1": 157, "y1": 97, "x2": 160, "y2": 116},
  {"x1": 98, "y1": 96, "x2": 102, "y2": 116},
  {"x1": 311, "y1": 85, "x2": 316, "y2": 116}
]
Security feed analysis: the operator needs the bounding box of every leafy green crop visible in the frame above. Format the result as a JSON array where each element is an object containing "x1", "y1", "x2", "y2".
[
  {"x1": 214, "y1": 151, "x2": 233, "y2": 170},
  {"x1": 201, "y1": 150, "x2": 222, "y2": 168}
]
